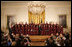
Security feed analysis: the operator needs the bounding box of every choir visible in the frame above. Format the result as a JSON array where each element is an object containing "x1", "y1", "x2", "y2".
[{"x1": 11, "y1": 23, "x2": 63, "y2": 35}]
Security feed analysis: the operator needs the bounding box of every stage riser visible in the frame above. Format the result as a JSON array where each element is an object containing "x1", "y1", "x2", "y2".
[{"x1": 30, "y1": 35, "x2": 51, "y2": 42}]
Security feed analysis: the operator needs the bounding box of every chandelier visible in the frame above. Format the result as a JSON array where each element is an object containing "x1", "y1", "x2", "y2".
[{"x1": 28, "y1": 1, "x2": 46, "y2": 14}]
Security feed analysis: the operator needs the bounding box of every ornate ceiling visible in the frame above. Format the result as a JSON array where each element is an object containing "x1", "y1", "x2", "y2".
[{"x1": 28, "y1": 1, "x2": 46, "y2": 14}]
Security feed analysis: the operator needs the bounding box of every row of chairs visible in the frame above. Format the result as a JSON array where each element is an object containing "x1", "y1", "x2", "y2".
[{"x1": 11, "y1": 24, "x2": 63, "y2": 35}]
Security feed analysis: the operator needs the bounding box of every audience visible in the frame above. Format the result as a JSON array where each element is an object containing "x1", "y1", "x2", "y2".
[
  {"x1": 1, "y1": 31, "x2": 31, "y2": 46},
  {"x1": 45, "y1": 32, "x2": 71, "y2": 46},
  {"x1": 1, "y1": 26, "x2": 71, "y2": 46}
]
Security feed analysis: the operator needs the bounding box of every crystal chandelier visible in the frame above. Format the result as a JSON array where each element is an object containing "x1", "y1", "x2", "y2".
[{"x1": 28, "y1": 1, "x2": 46, "y2": 14}]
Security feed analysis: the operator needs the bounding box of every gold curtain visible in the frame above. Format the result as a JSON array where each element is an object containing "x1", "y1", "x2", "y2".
[{"x1": 28, "y1": 9, "x2": 45, "y2": 24}]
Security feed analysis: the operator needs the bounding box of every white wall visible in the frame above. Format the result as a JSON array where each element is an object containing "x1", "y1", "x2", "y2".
[
  {"x1": 1, "y1": 1, "x2": 71, "y2": 32},
  {"x1": 45, "y1": 6, "x2": 71, "y2": 28}
]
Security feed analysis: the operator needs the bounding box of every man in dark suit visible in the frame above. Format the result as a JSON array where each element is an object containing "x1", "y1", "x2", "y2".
[{"x1": 38, "y1": 24, "x2": 42, "y2": 35}]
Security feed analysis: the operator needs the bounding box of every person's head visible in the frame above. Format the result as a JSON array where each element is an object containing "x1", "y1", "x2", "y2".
[
  {"x1": 31, "y1": 29, "x2": 33, "y2": 31},
  {"x1": 12, "y1": 33, "x2": 15, "y2": 36},
  {"x1": 28, "y1": 29, "x2": 30, "y2": 31},
  {"x1": 60, "y1": 34, "x2": 63, "y2": 37},
  {"x1": 15, "y1": 24, "x2": 17, "y2": 27},
  {"x1": 16, "y1": 34, "x2": 19, "y2": 36},
  {"x1": 19, "y1": 22, "x2": 21, "y2": 24},
  {"x1": 18, "y1": 25, "x2": 20, "y2": 27},
  {"x1": 21, "y1": 34, "x2": 23, "y2": 36},
  {"x1": 12, "y1": 33, "x2": 14, "y2": 35},
  {"x1": 56, "y1": 33, "x2": 59, "y2": 36},
  {"x1": 21, "y1": 22, "x2": 23, "y2": 24},
  {"x1": 51, "y1": 33, "x2": 54, "y2": 37},
  {"x1": 44, "y1": 25, "x2": 45, "y2": 27},
  {"x1": 26, "y1": 34, "x2": 29, "y2": 37},
  {"x1": 15, "y1": 34, "x2": 19, "y2": 39},
  {"x1": 61, "y1": 26, "x2": 63, "y2": 28}
]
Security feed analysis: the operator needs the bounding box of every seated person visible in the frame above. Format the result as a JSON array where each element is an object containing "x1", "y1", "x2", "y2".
[
  {"x1": 1, "y1": 32, "x2": 8, "y2": 46},
  {"x1": 15, "y1": 34, "x2": 21, "y2": 46},
  {"x1": 46, "y1": 38, "x2": 56, "y2": 46},
  {"x1": 45, "y1": 38, "x2": 49, "y2": 46},
  {"x1": 23, "y1": 37, "x2": 31, "y2": 46},
  {"x1": 63, "y1": 31, "x2": 69, "y2": 40},
  {"x1": 64, "y1": 39, "x2": 71, "y2": 46},
  {"x1": 25, "y1": 34, "x2": 31, "y2": 42},
  {"x1": 55, "y1": 33, "x2": 66, "y2": 46},
  {"x1": 7, "y1": 40, "x2": 12, "y2": 46},
  {"x1": 57, "y1": 34, "x2": 66, "y2": 40},
  {"x1": 60, "y1": 39, "x2": 65, "y2": 46},
  {"x1": 55, "y1": 37, "x2": 61, "y2": 46},
  {"x1": 10, "y1": 33, "x2": 15, "y2": 41},
  {"x1": 3, "y1": 32, "x2": 8, "y2": 37},
  {"x1": 55, "y1": 32, "x2": 59, "y2": 37},
  {"x1": 1, "y1": 36, "x2": 8, "y2": 46},
  {"x1": 19, "y1": 34, "x2": 24, "y2": 39},
  {"x1": 7, "y1": 34, "x2": 12, "y2": 46},
  {"x1": 49, "y1": 33, "x2": 56, "y2": 40},
  {"x1": 64, "y1": 32, "x2": 71, "y2": 46}
]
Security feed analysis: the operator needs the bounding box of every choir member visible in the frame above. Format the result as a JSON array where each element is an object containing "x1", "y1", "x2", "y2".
[
  {"x1": 30, "y1": 29, "x2": 33, "y2": 35},
  {"x1": 38, "y1": 24, "x2": 42, "y2": 35},
  {"x1": 9, "y1": 24, "x2": 13, "y2": 35},
  {"x1": 20, "y1": 23, "x2": 24, "y2": 35},
  {"x1": 60, "y1": 26, "x2": 63, "y2": 34}
]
